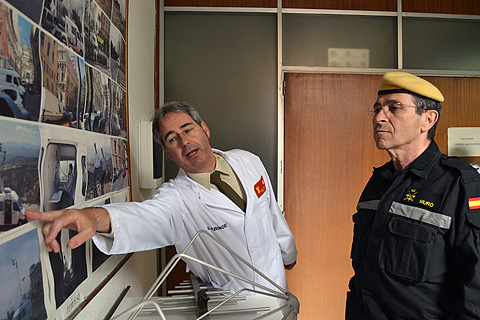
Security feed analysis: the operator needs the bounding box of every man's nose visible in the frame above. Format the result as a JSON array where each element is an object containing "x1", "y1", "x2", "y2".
[
  {"x1": 373, "y1": 109, "x2": 388, "y2": 123},
  {"x1": 178, "y1": 134, "x2": 190, "y2": 146}
]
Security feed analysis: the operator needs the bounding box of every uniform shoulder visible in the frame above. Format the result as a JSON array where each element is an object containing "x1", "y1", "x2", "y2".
[{"x1": 440, "y1": 155, "x2": 480, "y2": 184}]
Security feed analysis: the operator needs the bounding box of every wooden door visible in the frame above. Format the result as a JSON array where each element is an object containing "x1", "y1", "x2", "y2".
[{"x1": 283, "y1": 73, "x2": 480, "y2": 319}]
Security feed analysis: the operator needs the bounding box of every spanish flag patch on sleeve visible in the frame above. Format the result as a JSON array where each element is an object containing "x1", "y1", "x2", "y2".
[
  {"x1": 254, "y1": 176, "x2": 266, "y2": 198},
  {"x1": 469, "y1": 197, "x2": 480, "y2": 210}
]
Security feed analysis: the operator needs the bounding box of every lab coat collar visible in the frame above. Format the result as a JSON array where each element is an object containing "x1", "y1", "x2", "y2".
[{"x1": 175, "y1": 149, "x2": 253, "y2": 214}]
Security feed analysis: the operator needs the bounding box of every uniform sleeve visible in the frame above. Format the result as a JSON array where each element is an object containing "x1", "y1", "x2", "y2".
[
  {"x1": 453, "y1": 177, "x2": 480, "y2": 319},
  {"x1": 92, "y1": 187, "x2": 181, "y2": 255},
  {"x1": 346, "y1": 276, "x2": 364, "y2": 320},
  {"x1": 261, "y1": 161, "x2": 298, "y2": 266}
]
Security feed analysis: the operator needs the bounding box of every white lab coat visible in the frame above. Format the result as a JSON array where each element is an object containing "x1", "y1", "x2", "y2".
[{"x1": 93, "y1": 149, "x2": 297, "y2": 293}]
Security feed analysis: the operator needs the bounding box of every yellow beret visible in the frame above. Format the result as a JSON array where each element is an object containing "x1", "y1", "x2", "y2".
[{"x1": 378, "y1": 72, "x2": 444, "y2": 102}]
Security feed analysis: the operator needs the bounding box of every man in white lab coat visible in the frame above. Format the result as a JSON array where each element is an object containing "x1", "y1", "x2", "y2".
[{"x1": 26, "y1": 101, "x2": 297, "y2": 293}]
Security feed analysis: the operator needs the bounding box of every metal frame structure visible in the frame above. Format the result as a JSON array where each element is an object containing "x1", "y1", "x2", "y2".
[{"x1": 111, "y1": 230, "x2": 299, "y2": 320}]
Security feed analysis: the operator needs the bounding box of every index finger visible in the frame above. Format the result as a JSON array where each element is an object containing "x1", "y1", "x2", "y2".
[{"x1": 26, "y1": 210, "x2": 65, "y2": 222}]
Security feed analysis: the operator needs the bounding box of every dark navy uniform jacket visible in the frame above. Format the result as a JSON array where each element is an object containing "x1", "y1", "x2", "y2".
[{"x1": 346, "y1": 140, "x2": 480, "y2": 320}]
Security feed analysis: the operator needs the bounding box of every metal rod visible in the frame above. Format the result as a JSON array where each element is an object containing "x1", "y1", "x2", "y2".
[
  {"x1": 210, "y1": 307, "x2": 271, "y2": 315},
  {"x1": 197, "y1": 288, "x2": 282, "y2": 320},
  {"x1": 104, "y1": 285, "x2": 131, "y2": 320},
  {"x1": 252, "y1": 304, "x2": 290, "y2": 320},
  {"x1": 126, "y1": 230, "x2": 294, "y2": 319},
  {"x1": 111, "y1": 300, "x2": 167, "y2": 320},
  {"x1": 143, "y1": 230, "x2": 288, "y2": 304},
  {"x1": 141, "y1": 305, "x2": 196, "y2": 313},
  {"x1": 168, "y1": 289, "x2": 231, "y2": 295}
]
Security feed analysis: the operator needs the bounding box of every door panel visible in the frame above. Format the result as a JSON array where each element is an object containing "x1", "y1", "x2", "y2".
[
  {"x1": 423, "y1": 76, "x2": 480, "y2": 164},
  {"x1": 284, "y1": 73, "x2": 389, "y2": 319}
]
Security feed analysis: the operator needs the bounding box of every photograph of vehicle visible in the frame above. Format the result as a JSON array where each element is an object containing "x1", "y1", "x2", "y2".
[
  {"x1": 0, "y1": 5, "x2": 42, "y2": 121},
  {"x1": 0, "y1": 182, "x2": 27, "y2": 229},
  {"x1": 41, "y1": 0, "x2": 84, "y2": 58},
  {"x1": 0, "y1": 91, "x2": 30, "y2": 120},
  {"x1": 0, "y1": 119, "x2": 41, "y2": 231},
  {"x1": 0, "y1": 68, "x2": 26, "y2": 98},
  {"x1": 39, "y1": 125, "x2": 87, "y2": 212},
  {"x1": 1, "y1": 88, "x2": 24, "y2": 110},
  {"x1": 0, "y1": 228, "x2": 47, "y2": 320}
]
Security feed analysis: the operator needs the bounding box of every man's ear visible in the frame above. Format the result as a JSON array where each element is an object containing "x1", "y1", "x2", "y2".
[
  {"x1": 421, "y1": 110, "x2": 439, "y2": 134},
  {"x1": 200, "y1": 121, "x2": 210, "y2": 139},
  {"x1": 162, "y1": 146, "x2": 173, "y2": 160}
]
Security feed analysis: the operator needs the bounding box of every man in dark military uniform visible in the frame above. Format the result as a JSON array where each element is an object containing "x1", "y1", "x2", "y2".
[{"x1": 346, "y1": 72, "x2": 480, "y2": 319}]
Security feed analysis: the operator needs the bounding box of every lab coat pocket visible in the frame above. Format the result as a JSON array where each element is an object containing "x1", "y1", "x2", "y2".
[
  {"x1": 206, "y1": 268, "x2": 232, "y2": 291},
  {"x1": 381, "y1": 216, "x2": 436, "y2": 283}
]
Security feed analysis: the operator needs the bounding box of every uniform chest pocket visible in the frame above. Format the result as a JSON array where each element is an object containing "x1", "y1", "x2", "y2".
[{"x1": 381, "y1": 216, "x2": 437, "y2": 283}]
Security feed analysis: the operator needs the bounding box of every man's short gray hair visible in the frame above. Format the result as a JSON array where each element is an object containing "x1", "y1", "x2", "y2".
[
  {"x1": 152, "y1": 101, "x2": 203, "y2": 147},
  {"x1": 412, "y1": 94, "x2": 442, "y2": 140}
]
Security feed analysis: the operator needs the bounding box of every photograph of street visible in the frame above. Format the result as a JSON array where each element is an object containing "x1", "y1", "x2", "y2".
[
  {"x1": 84, "y1": 0, "x2": 111, "y2": 76},
  {"x1": 110, "y1": 137, "x2": 128, "y2": 192},
  {"x1": 84, "y1": 65, "x2": 111, "y2": 134},
  {"x1": 110, "y1": 81, "x2": 127, "y2": 138},
  {"x1": 0, "y1": 5, "x2": 42, "y2": 122},
  {"x1": 0, "y1": 228, "x2": 47, "y2": 320},
  {"x1": 41, "y1": 0, "x2": 85, "y2": 57},
  {"x1": 109, "y1": 22, "x2": 126, "y2": 89},
  {"x1": 40, "y1": 32, "x2": 84, "y2": 128},
  {"x1": 111, "y1": 0, "x2": 126, "y2": 39}
]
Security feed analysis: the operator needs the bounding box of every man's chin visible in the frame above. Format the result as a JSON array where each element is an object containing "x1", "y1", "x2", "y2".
[{"x1": 375, "y1": 140, "x2": 388, "y2": 150}]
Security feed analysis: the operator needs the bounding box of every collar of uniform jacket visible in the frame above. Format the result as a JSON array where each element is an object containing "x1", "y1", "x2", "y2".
[{"x1": 373, "y1": 140, "x2": 442, "y2": 178}]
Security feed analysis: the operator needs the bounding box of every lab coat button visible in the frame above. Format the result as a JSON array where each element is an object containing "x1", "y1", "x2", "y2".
[{"x1": 251, "y1": 248, "x2": 256, "y2": 253}]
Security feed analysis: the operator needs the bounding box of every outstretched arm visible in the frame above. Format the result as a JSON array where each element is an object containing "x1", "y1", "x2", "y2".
[{"x1": 26, "y1": 208, "x2": 111, "y2": 253}]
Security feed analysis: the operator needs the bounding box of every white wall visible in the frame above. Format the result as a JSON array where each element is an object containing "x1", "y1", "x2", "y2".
[{"x1": 77, "y1": 1, "x2": 158, "y2": 318}]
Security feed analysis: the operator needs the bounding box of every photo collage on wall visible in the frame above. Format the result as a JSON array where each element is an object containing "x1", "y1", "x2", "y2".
[{"x1": 0, "y1": 0, "x2": 129, "y2": 318}]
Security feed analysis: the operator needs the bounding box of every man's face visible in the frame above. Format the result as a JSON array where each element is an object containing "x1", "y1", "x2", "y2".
[
  {"x1": 372, "y1": 93, "x2": 426, "y2": 153},
  {"x1": 160, "y1": 111, "x2": 215, "y2": 173}
]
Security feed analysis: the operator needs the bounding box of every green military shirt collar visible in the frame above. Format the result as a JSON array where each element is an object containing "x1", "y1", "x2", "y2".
[{"x1": 187, "y1": 153, "x2": 231, "y2": 190}]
